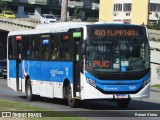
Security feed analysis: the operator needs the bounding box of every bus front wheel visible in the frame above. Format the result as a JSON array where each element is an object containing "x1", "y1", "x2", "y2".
[
  {"x1": 117, "y1": 99, "x2": 130, "y2": 109},
  {"x1": 26, "y1": 79, "x2": 34, "y2": 101},
  {"x1": 67, "y1": 84, "x2": 78, "y2": 108}
]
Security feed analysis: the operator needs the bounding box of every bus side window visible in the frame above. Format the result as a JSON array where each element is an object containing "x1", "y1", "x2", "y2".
[
  {"x1": 64, "y1": 48, "x2": 71, "y2": 60},
  {"x1": 41, "y1": 35, "x2": 49, "y2": 60},
  {"x1": 60, "y1": 34, "x2": 72, "y2": 60},
  {"x1": 51, "y1": 35, "x2": 59, "y2": 60},
  {"x1": 42, "y1": 44, "x2": 49, "y2": 60},
  {"x1": 8, "y1": 37, "x2": 16, "y2": 59},
  {"x1": 30, "y1": 36, "x2": 40, "y2": 60},
  {"x1": 22, "y1": 36, "x2": 30, "y2": 59}
]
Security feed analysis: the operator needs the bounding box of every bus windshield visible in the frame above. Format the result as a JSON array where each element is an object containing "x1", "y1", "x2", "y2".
[{"x1": 85, "y1": 33, "x2": 150, "y2": 72}]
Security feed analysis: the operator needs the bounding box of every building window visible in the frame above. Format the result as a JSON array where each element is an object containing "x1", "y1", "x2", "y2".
[
  {"x1": 123, "y1": 3, "x2": 132, "y2": 12},
  {"x1": 114, "y1": 4, "x2": 122, "y2": 11},
  {"x1": 149, "y1": 3, "x2": 160, "y2": 12}
]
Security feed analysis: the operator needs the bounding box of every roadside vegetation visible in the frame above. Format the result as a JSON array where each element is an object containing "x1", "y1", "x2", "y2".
[
  {"x1": 0, "y1": 1, "x2": 11, "y2": 12},
  {"x1": 151, "y1": 84, "x2": 160, "y2": 89},
  {"x1": 69, "y1": 7, "x2": 98, "y2": 22},
  {"x1": 0, "y1": 99, "x2": 87, "y2": 120},
  {"x1": 147, "y1": 20, "x2": 160, "y2": 30}
]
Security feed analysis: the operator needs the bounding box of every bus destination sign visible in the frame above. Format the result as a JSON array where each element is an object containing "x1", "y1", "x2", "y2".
[{"x1": 94, "y1": 29, "x2": 136, "y2": 37}]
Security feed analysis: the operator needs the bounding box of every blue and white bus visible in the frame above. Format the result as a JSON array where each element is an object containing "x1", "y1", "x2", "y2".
[{"x1": 7, "y1": 22, "x2": 150, "y2": 108}]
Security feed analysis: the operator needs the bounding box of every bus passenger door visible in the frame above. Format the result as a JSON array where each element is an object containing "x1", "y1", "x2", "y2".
[
  {"x1": 72, "y1": 29, "x2": 83, "y2": 97},
  {"x1": 16, "y1": 37, "x2": 22, "y2": 91}
]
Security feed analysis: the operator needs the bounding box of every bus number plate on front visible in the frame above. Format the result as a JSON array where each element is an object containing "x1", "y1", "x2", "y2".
[{"x1": 115, "y1": 94, "x2": 128, "y2": 99}]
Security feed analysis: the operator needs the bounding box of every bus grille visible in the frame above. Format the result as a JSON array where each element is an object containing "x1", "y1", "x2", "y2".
[{"x1": 86, "y1": 68, "x2": 150, "y2": 80}]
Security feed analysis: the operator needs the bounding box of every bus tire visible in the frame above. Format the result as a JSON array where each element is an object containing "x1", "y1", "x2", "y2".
[
  {"x1": 26, "y1": 79, "x2": 34, "y2": 101},
  {"x1": 67, "y1": 84, "x2": 77, "y2": 108},
  {"x1": 117, "y1": 99, "x2": 130, "y2": 109}
]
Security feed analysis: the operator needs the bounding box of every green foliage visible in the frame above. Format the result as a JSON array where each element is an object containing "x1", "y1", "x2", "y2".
[
  {"x1": 85, "y1": 17, "x2": 98, "y2": 22},
  {"x1": 151, "y1": 84, "x2": 160, "y2": 89},
  {"x1": 0, "y1": 1, "x2": 8, "y2": 12},
  {"x1": 73, "y1": 8, "x2": 80, "y2": 19},
  {"x1": 147, "y1": 20, "x2": 160, "y2": 30},
  {"x1": 70, "y1": 8, "x2": 81, "y2": 20},
  {"x1": 0, "y1": 1, "x2": 13, "y2": 13}
]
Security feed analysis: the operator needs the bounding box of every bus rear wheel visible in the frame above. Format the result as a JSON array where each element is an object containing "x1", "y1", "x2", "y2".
[
  {"x1": 26, "y1": 79, "x2": 34, "y2": 101},
  {"x1": 117, "y1": 99, "x2": 130, "y2": 109},
  {"x1": 67, "y1": 84, "x2": 78, "y2": 108}
]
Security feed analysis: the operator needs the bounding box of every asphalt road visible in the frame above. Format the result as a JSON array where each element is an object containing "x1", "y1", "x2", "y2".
[{"x1": 0, "y1": 78, "x2": 160, "y2": 120}]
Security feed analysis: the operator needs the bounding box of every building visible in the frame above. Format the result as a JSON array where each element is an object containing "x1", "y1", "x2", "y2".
[
  {"x1": 0, "y1": 0, "x2": 100, "y2": 20},
  {"x1": 99, "y1": 0, "x2": 160, "y2": 25}
]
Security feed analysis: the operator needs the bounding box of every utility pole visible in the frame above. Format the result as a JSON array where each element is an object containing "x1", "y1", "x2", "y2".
[{"x1": 61, "y1": 0, "x2": 68, "y2": 22}]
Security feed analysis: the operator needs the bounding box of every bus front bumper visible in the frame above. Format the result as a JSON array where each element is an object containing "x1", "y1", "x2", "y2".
[{"x1": 81, "y1": 82, "x2": 150, "y2": 100}]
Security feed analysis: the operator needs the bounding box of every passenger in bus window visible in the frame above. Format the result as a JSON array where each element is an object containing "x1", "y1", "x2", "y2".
[
  {"x1": 91, "y1": 50, "x2": 100, "y2": 60},
  {"x1": 27, "y1": 49, "x2": 30, "y2": 59},
  {"x1": 65, "y1": 52, "x2": 71, "y2": 60},
  {"x1": 52, "y1": 48, "x2": 58, "y2": 60},
  {"x1": 64, "y1": 49, "x2": 71, "y2": 60},
  {"x1": 31, "y1": 47, "x2": 38, "y2": 59},
  {"x1": 128, "y1": 56, "x2": 144, "y2": 67},
  {"x1": 128, "y1": 47, "x2": 144, "y2": 67},
  {"x1": 43, "y1": 50, "x2": 48, "y2": 60},
  {"x1": 9, "y1": 51, "x2": 13, "y2": 59},
  {"x1": 91, "y1": 50, "x2": 96, "y2": 60},
  {"x1": 105, "y1": 46, "x2": 113, "y2": 59}
]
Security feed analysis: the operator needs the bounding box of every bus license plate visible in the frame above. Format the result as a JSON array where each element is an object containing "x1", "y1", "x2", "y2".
[{"x1": 115, "y1": 94, "x2": 128, "y2": 99}]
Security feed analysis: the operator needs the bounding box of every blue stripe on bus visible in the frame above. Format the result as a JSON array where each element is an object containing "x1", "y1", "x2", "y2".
[
  {"x1": 85, "y1": 70, "x2": 150, "y2": 92},
  {"x1": 96, "y1": 82, "x2": 143, "y2": 92},
  {"x1": 9, "y1": 60, "x2": 16, "y2": 77},
  {"x1": 9, "y1": 60, "x2": 73, "y2": 83}
]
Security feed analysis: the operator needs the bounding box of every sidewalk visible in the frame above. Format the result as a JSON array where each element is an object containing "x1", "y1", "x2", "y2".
[{"x1": 151, "y1": 87, "x2": 160, "y2": 92}]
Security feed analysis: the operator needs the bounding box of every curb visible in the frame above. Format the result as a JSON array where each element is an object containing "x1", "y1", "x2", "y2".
[{"x1": 150, "y1": 88, "x2": 160, "y2": 92}]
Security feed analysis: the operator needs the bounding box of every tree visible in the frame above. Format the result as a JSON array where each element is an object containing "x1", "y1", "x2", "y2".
[
  {"x1": 0, "y1": 1, "x2": 7, "y2": 11},
  {"x1": 147, "y1": 20, "x2": 160, "y2": 30}
]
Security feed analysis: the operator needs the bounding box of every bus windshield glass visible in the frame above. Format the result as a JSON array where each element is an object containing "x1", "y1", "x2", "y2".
[{"x1": 86, "y1": 25, "x2": 150, "y2": 72}]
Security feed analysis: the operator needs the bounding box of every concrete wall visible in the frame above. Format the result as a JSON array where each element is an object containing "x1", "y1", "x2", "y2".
[
  {"x1": 150, "y1": 51, "x2": 160, "y2": 85},
  {"x1": 99, "y1": 0, "x2": 151, "y2": 25},
  {"x1": 131, "y1": 0, "x2": 149, "y2": 25},
  {"x1": 99, "y1": 0, "x2": 113, "y2": 22},
  {"x1": 148, "y1": 29, "x2": 160, "y2": 85}
]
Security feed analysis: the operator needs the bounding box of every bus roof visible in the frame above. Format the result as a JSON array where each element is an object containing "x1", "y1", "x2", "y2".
[
  {"x1": 8, "y1": 29, "x2": 51, "y2": 36},
  {"x1": 8, "y1": 22, "x2": 145, "y2": 36},
  {"x1": 8, "y1": 22, "x2": 92, "y2": 36},
  {"x1": 35, "y1": 22, "x2": 91, "y2": 29}
]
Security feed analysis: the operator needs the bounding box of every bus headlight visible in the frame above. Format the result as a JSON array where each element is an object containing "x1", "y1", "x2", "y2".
[
  {"x1": 86, "y1": 78, "x2": 96, "y2": 87},
  {"x1": 143, "y1": 78, "x2": 150, "y2": 87}
]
